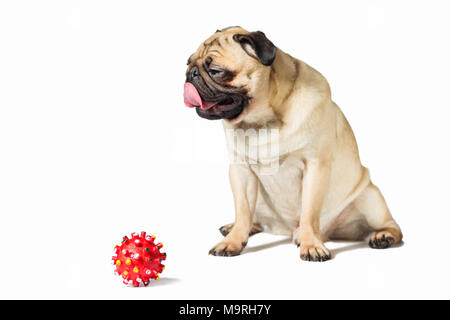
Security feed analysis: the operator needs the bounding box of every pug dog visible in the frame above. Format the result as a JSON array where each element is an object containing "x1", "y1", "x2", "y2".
[{"x1": 183, "y1": 26, "x2": 402, "y2": 261}]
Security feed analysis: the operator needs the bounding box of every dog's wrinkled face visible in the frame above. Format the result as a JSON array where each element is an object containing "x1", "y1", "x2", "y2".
[{"x1": 184, "y1": 26, "x2": 277, "y2": 121}]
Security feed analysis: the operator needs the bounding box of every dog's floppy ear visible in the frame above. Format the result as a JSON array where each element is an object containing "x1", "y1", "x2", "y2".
[{"x1": 233, "y1": 31, "x2": 277, "y2": 66}]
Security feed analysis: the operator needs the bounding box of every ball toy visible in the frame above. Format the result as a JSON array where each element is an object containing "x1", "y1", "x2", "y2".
[{"x1": 112, "y1": 231, "x2": 166, "y2": 287}]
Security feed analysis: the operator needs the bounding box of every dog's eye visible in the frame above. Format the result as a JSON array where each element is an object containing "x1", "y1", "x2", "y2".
[
  {"x1": 209, "y1": 68, "x2": 223, "y2": 76},
  {"x1": 208, "y1": 68, "x2": 235, "y2": 82}
]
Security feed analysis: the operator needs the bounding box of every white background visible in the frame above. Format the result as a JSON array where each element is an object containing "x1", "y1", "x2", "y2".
[{"x1": 1, "y1": 0, "x2": 449, "y2": 299}]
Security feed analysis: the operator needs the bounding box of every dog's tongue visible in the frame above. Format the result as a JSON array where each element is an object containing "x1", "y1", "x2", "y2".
[{"x1": 183, "y1": 82, "x2": 218, "y2": 110}]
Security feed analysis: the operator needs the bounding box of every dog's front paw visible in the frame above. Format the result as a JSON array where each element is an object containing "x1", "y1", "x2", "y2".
[
  {"x1": 209, "y1": 239, "x2": 247, "y2": 257},
  {"x1": 300, "y1": 245, "x2": 331, "y2": 262},
  {"x1": 295, "y1": 228, "x2": 332, "y2": 262},
  {"x1": 297, "y1": 242, "x2": 331, "y2": 262}
]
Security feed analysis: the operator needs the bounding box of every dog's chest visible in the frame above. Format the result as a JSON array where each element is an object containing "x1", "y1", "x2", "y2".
[
  {"x1": 250, "y1": 155, "x2": 305, "y2": 233},
  {"x1": 225, "y1": 125, "x2": 308, "y2": 233}
]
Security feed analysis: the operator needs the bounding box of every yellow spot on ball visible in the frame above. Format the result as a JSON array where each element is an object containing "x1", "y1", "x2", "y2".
[
  {"x1": 123, "y1": 270, "x2": 129, "y2": 276},
  {"x1": 125, "y1": 259, "x2": 132, "y2": 265},
  {"x1": 133, "y1": 267, "x2": 139, "y2": 273},
  {"x1": 116, "y1": 260, "x2": 121, "y2": 265}
]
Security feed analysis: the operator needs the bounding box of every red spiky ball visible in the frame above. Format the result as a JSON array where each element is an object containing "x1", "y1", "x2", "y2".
[{"x1": 112, "y1": 232, "x2": 166, "y2": 287}]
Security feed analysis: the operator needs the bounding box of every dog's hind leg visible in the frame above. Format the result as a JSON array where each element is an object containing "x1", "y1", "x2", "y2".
[
  {"x1": 219, "y1": 223, "x2": 264, "y2": 237},
  {"x1": 353, "y1": 183, "x2": 403, "y2": 249}
]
